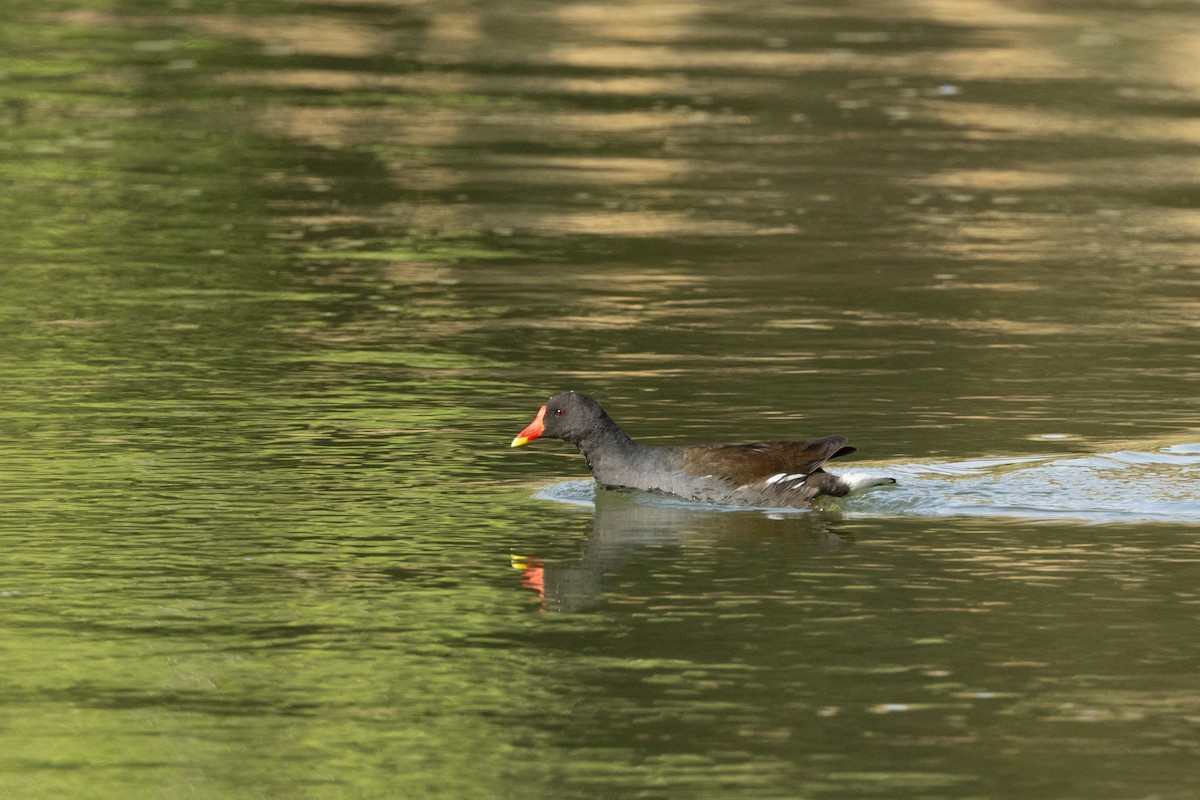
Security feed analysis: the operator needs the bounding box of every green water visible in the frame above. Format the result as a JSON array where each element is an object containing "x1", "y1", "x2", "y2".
[{"x1": 2, "y1": 1, "x2": 1199, "y2": 797}]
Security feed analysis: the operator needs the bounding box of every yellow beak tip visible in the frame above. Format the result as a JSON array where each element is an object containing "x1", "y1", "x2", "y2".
[{"x1": 510, "y1": 436, "x2": 529, "y2": 448}]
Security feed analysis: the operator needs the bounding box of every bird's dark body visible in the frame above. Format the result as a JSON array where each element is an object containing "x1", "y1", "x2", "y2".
[{"x1": 513, "y1": 391, "x2": 892, "y2": 508}]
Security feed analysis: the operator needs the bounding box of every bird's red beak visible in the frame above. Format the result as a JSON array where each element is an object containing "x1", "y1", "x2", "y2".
[{"x1": 511, "y1": 405, "x2": 546, "y2": 447}]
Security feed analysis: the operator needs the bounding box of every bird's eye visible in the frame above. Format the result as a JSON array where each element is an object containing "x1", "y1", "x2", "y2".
[{"x1": 554, "y1": 408, "x2": 566, "y2": 417}]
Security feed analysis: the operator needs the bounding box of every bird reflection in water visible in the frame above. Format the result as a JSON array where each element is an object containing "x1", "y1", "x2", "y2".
[{"x1": 512, "y1": 487, "x2": 848, "y2": 613}]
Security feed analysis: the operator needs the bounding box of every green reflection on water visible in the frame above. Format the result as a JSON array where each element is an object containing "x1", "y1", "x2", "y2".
[{"x1": 3, "y1": 0, "x2": 1200, "y2": 798}]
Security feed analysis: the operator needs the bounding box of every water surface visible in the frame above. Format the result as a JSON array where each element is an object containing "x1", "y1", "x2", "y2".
[{"x1": 2, "y1": 0, "x2": 1199, "y2": 798}]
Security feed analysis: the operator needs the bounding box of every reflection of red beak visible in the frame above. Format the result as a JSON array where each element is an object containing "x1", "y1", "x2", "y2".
[
  {"x1": 520, "y1": 566, "x2": 545, "y2": 598},
  {"x1": 510, "y1": 405, "x2": 546, "y2": 447},
  {"x1": 512, "y1": 555, "x2": 547, "y2": 603}
]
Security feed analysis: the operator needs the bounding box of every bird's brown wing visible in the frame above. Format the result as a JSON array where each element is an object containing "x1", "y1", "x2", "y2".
[{"x1": 679, "y1": 436, "x2": 856, "y2": 486}]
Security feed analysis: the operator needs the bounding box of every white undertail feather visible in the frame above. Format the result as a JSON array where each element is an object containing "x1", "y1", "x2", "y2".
[{"x1": 831, "y1": 470, "x2": 896, "y2": 493}]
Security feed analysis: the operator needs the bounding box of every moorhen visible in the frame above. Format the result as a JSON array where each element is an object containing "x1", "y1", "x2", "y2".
[{"x1": 511, "y1": 391, "x2": 894, "y2": 508}]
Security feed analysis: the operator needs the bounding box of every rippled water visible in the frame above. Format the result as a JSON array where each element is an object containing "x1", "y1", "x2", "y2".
[{"x1": 3, "y1": 0, "x2": 1200, "y2": 797}]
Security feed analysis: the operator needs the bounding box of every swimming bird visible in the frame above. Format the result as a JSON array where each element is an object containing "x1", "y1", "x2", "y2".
[{"x1": 511, "y1": 391, "x2": 894, "y2": 507}]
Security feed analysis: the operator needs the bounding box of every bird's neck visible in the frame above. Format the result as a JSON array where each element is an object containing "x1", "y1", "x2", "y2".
[{"x1": 575, "y1": 423, "x2": 644, "y2": 483}]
